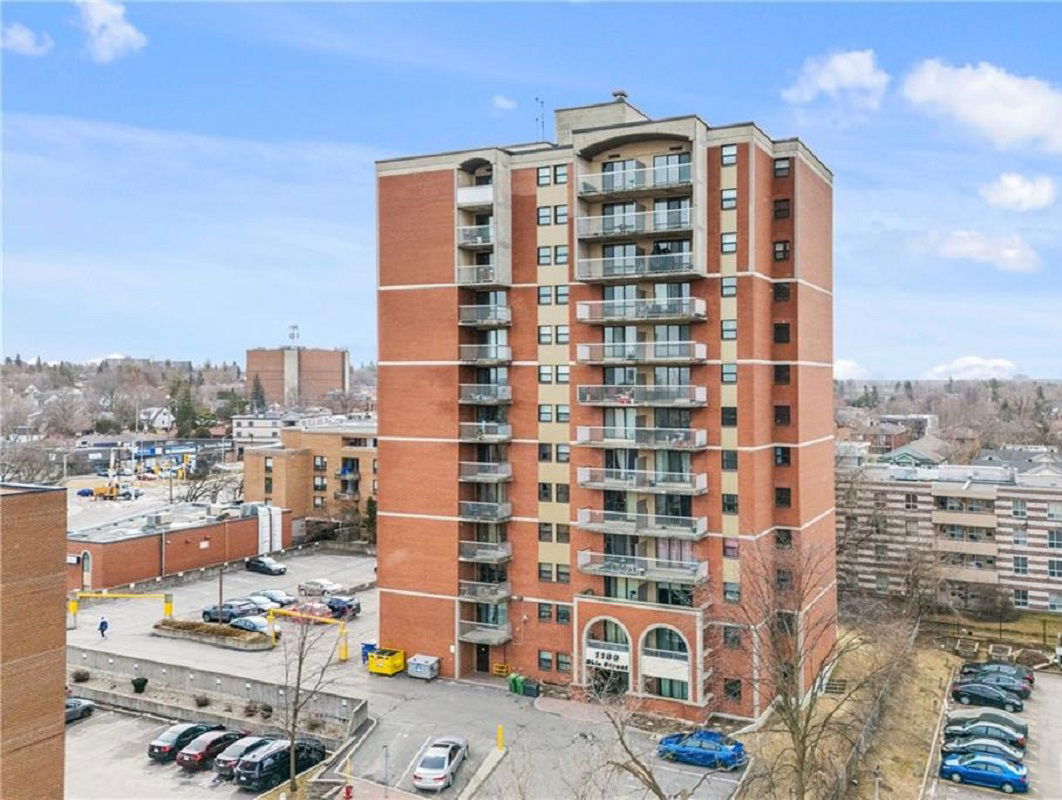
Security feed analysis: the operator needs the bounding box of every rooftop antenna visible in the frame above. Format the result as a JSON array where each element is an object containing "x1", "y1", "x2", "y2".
[
  {"x1": 534, "y1": 96, "x2": 545, "y2": 141},
  {"x1": 288, "y1": 324, "x2": 299, "y2": 343}
]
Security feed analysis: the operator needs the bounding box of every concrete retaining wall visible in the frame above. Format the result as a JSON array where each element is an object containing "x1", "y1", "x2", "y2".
[{"x1": 150, "y1": 624, "x2": 273, "y2": 651}]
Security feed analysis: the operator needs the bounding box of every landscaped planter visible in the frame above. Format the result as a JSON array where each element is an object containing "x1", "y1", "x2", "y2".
[{"x1": 152, "y1": 620, "x2": 274, "y2": 651}]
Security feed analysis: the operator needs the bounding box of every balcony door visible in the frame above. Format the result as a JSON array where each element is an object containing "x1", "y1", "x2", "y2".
[{"x1": 602, "y1": 159, "x2": 643, "y2": 191}]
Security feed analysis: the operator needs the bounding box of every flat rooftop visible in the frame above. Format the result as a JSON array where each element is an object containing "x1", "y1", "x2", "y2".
[
  {"x1": 1, "y1": 482, "x2": 65, "y2": 496},
  {"x1": 67, "y1": 501, "x2": 268, "y2": 545}
]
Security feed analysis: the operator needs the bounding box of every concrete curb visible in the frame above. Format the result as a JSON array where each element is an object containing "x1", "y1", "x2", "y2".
[{"x1": 458, "y1": 747, "x2": 507, "y2": 800}]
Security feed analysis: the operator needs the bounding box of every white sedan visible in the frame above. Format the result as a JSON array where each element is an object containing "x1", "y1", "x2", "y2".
[
  {"x1": 298, "y1": 578, "x2": 345, "y2": 597},
  {"x1": 412, "y1": 737, "x2": 468, "y2": 791}
]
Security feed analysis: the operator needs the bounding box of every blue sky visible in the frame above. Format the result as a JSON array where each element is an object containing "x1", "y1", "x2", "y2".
[{"x1": 3, "y1": 2, "x2": 1061, "y2": 379}]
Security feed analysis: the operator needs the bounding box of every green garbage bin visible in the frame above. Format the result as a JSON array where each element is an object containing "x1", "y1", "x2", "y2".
[
  {"x1": 507, "y1": 673, "x2": 521, "y2": 693},
  {"x1": 513, "y1": 674, "x2": 526, "y2": 695}
]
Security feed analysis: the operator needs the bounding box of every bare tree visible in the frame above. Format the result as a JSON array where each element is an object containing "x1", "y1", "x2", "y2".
[
  {"x1": 0, "y1": 441, "x2": 61, "y2": 483},
  {"x1": 42, "y1": 388, "x2": 89, "y2": 437},
  {"x1": 0, "y1": 392, "x2": 32, "y2": 437},
  {"x1": 182, "y1": 459, "x2": 242, "y2": 503}
]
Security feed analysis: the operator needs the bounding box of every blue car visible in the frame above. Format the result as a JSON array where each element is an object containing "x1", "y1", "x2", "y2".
[
  {"x1": 657, "y1": 730, "x2": 747, "y2": 770},
  {"x1": 76, "y1": 488, "x2": 95, "y2": 497},
  {"x1": 939, "y1": 754, "x2": 1028, "y2": 794}
]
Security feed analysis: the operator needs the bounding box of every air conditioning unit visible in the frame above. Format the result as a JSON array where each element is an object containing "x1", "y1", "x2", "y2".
[{"x1": 208, "y1": 504, "x2": 226, "y2": 517}]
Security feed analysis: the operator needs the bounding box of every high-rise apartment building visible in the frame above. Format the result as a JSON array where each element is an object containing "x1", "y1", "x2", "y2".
[
  {"x1": 376, "y1": 96, "x2": 835, "y2": 721},
  {"x1": 246, "y1": 346, "x2": 350, "y2": 407}
]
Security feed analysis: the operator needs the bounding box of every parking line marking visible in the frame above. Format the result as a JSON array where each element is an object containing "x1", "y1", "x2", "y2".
[
  {"x1": 397, "y1": 734, "x2": 433, "y2": 788},
  {"x1": 654, "y1": 763, "x2": 741, "y2": 783}
]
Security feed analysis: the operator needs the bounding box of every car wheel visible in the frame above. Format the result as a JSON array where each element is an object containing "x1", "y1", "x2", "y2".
[
  {"x1": 958, "y1": 695, "x2": 971, "y2": 705},
  {"x1": 1001, "y1": 783, "x2": 1015, "y2": 794},
  {"x1": 950, "y1": 773, "x2": 963, "y2": 784},
  {"x1": 1004, "y1": 703, "x2": 1016, "y2": 712}
]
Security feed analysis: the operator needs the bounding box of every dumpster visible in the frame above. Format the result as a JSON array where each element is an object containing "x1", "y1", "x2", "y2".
[
  {"x1": 407, "y1": 654, "x2": 440, "y2": 681},
  {"x1": 367, "y1": 648, "x2": 406, "y2": 676},
  {"x1": 361, "y1": 642, "x2": 378, "y2": 665},
  {"x1": 523, "y1": 680, "x2": 540, "y2": 698}
]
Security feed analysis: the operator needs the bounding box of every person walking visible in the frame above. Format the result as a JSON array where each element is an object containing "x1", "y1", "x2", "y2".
[{"x1": 98, "y1": 616, "x2": 109, "y2": 639}]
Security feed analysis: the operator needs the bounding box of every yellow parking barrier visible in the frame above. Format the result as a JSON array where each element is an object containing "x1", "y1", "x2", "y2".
[
  {"x1": 266, "y1": 608, "x2": 349, "y2": 663},
  {"x1": 68, "y1": 591, "x2": 174, "y2": 625}
]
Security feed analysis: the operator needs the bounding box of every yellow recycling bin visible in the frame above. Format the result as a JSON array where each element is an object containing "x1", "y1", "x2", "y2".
[{"x1": 367, "y1": 648, "x2": 406, "y2": 676}]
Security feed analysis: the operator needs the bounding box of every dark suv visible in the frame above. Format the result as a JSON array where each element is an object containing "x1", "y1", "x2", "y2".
[
  {"x1": 202, "y1": 600, "x2": 258, "y2": 623},
  {"x1": 234, "y1": 738, "x2": 326, "y2": 791},
  {"x1": 246, "y1": 555, "x2": 287, "y2": 576},
  {"x1": 325, "y1": 595, "x2": 361, "y2": 619},
  {"x1": 147, "y1": 722, "x2": 224, "y2": 761}
]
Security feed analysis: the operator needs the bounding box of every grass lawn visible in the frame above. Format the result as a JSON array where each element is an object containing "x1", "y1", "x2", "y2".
[{"x1": 925, "y1": 609, "x2": 1062, "y2": 650}]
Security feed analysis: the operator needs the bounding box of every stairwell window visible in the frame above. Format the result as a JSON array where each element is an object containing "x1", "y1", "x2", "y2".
[
  {"x1": 554, "y1": 205, "x2": 568, "y2": 225},
  {"x1": 773, "y1": 364, "x2": 791, "y2": 385},
  {"x1": 773, "y1": 241, "x2": 791, "y2": 261},
  {"x1": 773, "y1": 282, "x2": 791, "y2": 302},
  {"x1": 721, "y1": 450, "x2": 738, "y2": 470},
  {"x1": 721, "y1": 364, "x2": 737, "y2": 383},
  {"x1": 554, "y1": 164, "x2": 568, "y2": 184},
  {"x1": 721, "y1": 320, "x2": 737, "y2": 340},
  {"x1": 720, "y1": 144, "x2": 737, "y2": 166},
  {"x1": 537, "y1": 246, "x2": 552, "y2": 266},
  {"x1": 774, "y1": 198, "x2": 791, "y2": 219},
  {"x1": 537, "y1": 167, "x2": 551, "y2": 186},
  {"x1": 775, "y1": 487, "x2": 792, "y2": 508},
  {"x1": 721, "y1": 277, "x2": 737, "y2": 297},
  {"x1": 721, "y1": 406, "x2": 738, "y2": 427},
  {"x1": 774, "y1": 158, "x2": 791, "y2": 178},
  {"x1": 773, "y1": 323, "x2": 790, "y2": 343},
  {"x1": 774, "y1": 405, "x2": 791, "y2": 425},
  {"x1": 554, "y1": 245, "x2": 569, "y2": 265},
  {"x1": 721, "y1": 188, "x2": 737, "y2": 210},
  {"x1": 721, "y1": 233, "x2": 737, "y2": 254},
  {"x1": 537, "y1": 206, "x2": 551, "y2": 225},
  {"x1": 555, "y1": 484, "x2": 570, "y2": 503},
  {"x1": 722, "y1": 494, "x2": 739, "y2": 514}
]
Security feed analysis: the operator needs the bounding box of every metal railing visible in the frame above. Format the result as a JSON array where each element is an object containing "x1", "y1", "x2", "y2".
[
  {"x1": 458, "y1": 384, "x2": 512, "y2": 405},
  {"x1": 576, "y1": 508, "x2": 709, "y2": 539},
  {"x1": 457, "y1": 223, "x2": 494, "y2": 247},
  {"x1": 642, "y1": 647, "x2": 689, "y2": 662},
  {"x1": 458, "y1": 580, "x2": 512, "y2": 602},
  {"x1": 578, "y1": 164, "x2": 692, "y2": 196},
  {"x1": 575, "y1": 426, "x2": 707, "y2": 449},
  {"x1": 577, "y1": 467, "x2": 708, "y2": 494},
  {"x1": 457, "y1": 619, "x2": 512, "y2": 645},
  {"x1": 458, "y1": 540, "x2": 512, "y2": 562},
  {"x1": 576, "y1": 209, "x2": 693, "y2": 238},
  {"x1": 456, "y1": 264, "x2": 501, "y2": 287},
  {"x1": 575, "y1": 253, "x2": 701, "y2": 281},
  {"x1": 576, "y1": 297, "x2": 706, "y2": 323},
  {"x1": 577, "y1": 385, "x2": 707, "y2": 406},
  {"x1": 458, "y1": 304, "x2": 511, "y2": 326},
  {"x1": 458, "y1": 344, "x2": 512, "y2": 364},
  {"x1": 458, "y1": 461, "x2": 513, "y2": 482},
  {"x1": 586, "y1": 637, "x2": 630, "y2": 653},
  {"x1": 457, "y1": 500, "x2": 513, "y2": 522},
  {"x1": 577, "y1": 549, "x2": 708, "y2": 583},
  {"x1": 575, "y1": 341, "x2": 707, "y2": 364},
  {"x1": 457, "y1": 422, "x2": 512, "y2": 442}
]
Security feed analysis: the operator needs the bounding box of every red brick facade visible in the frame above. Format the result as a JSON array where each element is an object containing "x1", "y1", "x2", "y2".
[{"x1": 246, "y1": 347, "x2": 349, "y2": 406}]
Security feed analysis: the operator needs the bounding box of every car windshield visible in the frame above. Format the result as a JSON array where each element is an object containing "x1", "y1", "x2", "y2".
[
  {"x1": 158, "y1": 726, "x2": 189, "y2": 743},
  {"x1": 260, "y1": 557, "x2": 278, "y2": 566},
  {"x1": 420, "y1": 755, "x2": 448, "y2": 770}
]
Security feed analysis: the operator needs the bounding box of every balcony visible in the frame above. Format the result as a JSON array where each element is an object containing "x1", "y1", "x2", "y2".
[
  {"x1": 576, "y1": 508, "x2": 708, "y2": 540},
  {"x1": 577, "y1": 549, "x2": 708, "y2": 584},
  {"x1": 458, "y1": 540, "x2": 513, "y2": 564},
  {"x1": 458, "y1": 461, "x2": 513, "y2": 483},
  {"x1": 333, "y1": 490, "x2": 358, "y2": 501},
  {"x1": 457, "y1": 500, "x2": 512, "y2": 522},
  {"x1": 456, "y1": 264, "x2": 505, "y2": 288},
  {"x1": 458, "y1": 580, "x2": 511, "y2": 603},
  {"x1": 456, "y1": 223, "x2": 494, "y2": 249},
  {"x1": 457, "y1": 619, "x2": 512, "y2": 645},
  {"x1": 577, "y1": 467, "x2": 708, "y2": 495},
  {"x1": 458, "y1": 304, "x2": 511, "y2": 327},
  {"x1": 938, "y1": 564, "x2": 1000, "y2": 585},
  {"x1": 458, "y1": 344, "x2": 512, "y2": 365},
  {"x1": 458, "y1": 422, "x2": 512, "y2": 443},
  {"x1": 458, "y1": 384, "x2": 512, "y2": 405},
  {"x1": 576, "y1": 210, "x2": 693, "y2": 241},
  {"x1": 333, "y1": 469, "x2": 360, "y2": 479},
  {"x1": 640, "y1": 648, "x2": 691, "y2": 681},
  {"x1": 575, "y1": 426, "x2": 707, "y2": 450},
  {"x1": 456, "y1": 184, "x2": 494, "y2": 209},
  {"x1": 575, "y1": 341, "x2": 707, "y2": 365},
  {"x1": 575, "y1": 253, "x2": 702, "y2": 283},
  {"x1": 934, "y1": 537, "x2": 999, "y2": 557},
  {"x1": 577, "y1": 385, "x2": 707, "y2": 407},
  {"x1": 577, "y1": 165, "x2": 692, "y2": 199},
  {"x1": 577, "y1": 297, "x2": 706, "y2": 325},
  {"x1": 932, "y1": 510, "x2": 998, "y2": 529}
]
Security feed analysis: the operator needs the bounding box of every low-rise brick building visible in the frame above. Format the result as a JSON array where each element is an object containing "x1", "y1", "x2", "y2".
[{"x1": 246, "y1": 346, "x2": 350, "y2": 407}]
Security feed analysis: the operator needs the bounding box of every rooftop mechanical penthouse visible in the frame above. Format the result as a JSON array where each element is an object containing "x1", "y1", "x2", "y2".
[{"x1": 375, "y1": 95, "x2": 836, "y2": 721}]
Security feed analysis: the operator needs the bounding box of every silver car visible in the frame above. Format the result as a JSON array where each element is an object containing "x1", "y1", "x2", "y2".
[
  {"x1": 245, "y1": 594, "x2": 280, "y2": 613},
  {"x1": 65, "y1": 698, "x2": 95, "y2": 722},
  {"x1": 412, "y1": 737, "x2": 468, "y2": 791}
]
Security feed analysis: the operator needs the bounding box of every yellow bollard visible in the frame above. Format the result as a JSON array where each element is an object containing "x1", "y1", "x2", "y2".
[
  {"x1": 163, "y1": 593, "x2": 174, "y2": 619},
  {"x1": 338, "y1": 624, "x2": 349, "y2": 662},
  {"x1": 496, "y1": 724, "x2": 504, "y2": 750},
  {"x1": 68, "y1": 598, "x2": 79, "y2": 615}
]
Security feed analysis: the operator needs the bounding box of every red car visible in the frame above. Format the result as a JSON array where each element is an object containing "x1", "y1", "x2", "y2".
[
  {"x1": 291, "y1": 601, "x2": 332, "y2": 622},
  {"x1": 176, "y1": 730, "x2": 245, "y2": 770}
]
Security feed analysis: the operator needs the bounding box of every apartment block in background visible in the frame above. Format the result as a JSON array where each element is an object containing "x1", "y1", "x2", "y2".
[
  {"x1": 376, "y1": 95, "x2": 835, "y2": 721},
  {"x1": 246, "y1": 346, "x2": 350, "y2": 407},
  {"x1": 0, "y1": 484, "x2": 66, "y2": 800}
]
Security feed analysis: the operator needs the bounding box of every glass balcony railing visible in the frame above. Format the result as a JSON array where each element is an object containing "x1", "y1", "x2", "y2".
[
  {"x1": 576, "y1": 508, "x2": 709, "y2": 540},
  {"x1": 575, "y1": 341, "x2": 707, "y2": 365},
  {"x1": 457, "y1": 500, "x2": 512, "y2": 522},
  {"x1": 577, "y1": 549, "x2": 708, "y2": 584},
  {"x1": 458, "y1": 304, "x2": 511, "y2": 327},
  {"x1": 458, "y1": 384, "x2": 512, "y2": 405},
  {"x1": 577, "y1": 165, "x2": 692, "y2": 197},
  {"x1": 576, "y1": 297, "x2": 706, "y2": 324},
  {"x1": 575, "y1": 253, "x2": 701, "y2": 281},
  {"x1": 456, "y1": 264, "x2": 503, "y2": 287},
  {"x1": 458, "y1": 344, "x2": 512, "y2": 364},
  {"x1": 458, "y1": 461, "x2": 513, "y2": 482},
  {"x1": 458, "y1": 540, "x2": 513, "y2": 564},
  {"x1": 577, "y1": 467, "x2": 708, "y2": 495},
  {"x1": 457, "y1": 619, "x2": 512, "y2": 645},
  {"x1": 457, "y1": 224, "x2": 494, "y2": 248},
  {"x1": 642, "y1": 647, "x2": 689, "y2": 662},
  {"x1": 576, "y1": 209, "x2": 692, "y2": 239},
  {"x1": 576, "y1": 385, "x2": 707, "y2": 407},
  {"x1": 586, "y1": 637, "x2": 629, "y2": 653},
  {"x1": 458, "y1": 580, "x2": 512, "y2": 603},
  {"x1": 575, "y1": 426, "x2": 708, "y2": 450},
  {"x1": 457, "y1": 422, "x2": 512, "y2": 442}
]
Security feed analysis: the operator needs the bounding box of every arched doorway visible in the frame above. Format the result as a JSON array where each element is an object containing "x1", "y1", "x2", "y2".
[
  {"x1": 583, "y1": 618, "x2": 631, "y2": 697},
  {"x1": 639, "y1": 625, "x2": 690, "y2": 701},
  {"x1": 80, "y1": 551, "x2": 92, "y2": 591}
]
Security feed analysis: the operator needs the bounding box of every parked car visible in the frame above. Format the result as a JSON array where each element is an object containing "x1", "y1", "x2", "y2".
[
  {"x1": 244, "y1": 594, "x2": 280, "y2": 613},
  {"x1": 657, "y1": 730, "x2": 748, "y2": 770},
  {"x1": 941, "y1": 737, "x2": 1025, "y2": 765},
  {"x1": 147, "y1": 723, "x2": 224, "y2": 762},
  {"x1": 939, "y1": 754, "x2": 1028, "y2": 794},
  {"x1": 961, "y1": 662, "x2": 1034, "y2": 685},
  {"x1": 246, "y1": 555, "x2": 287, "y2": 576},
  {"x1": 94, "y1": 468, "x2": 110, "y2": 477},
  {"x1": 138, "y1": 472, "x2": 158, "y2": 481},
  {"x1": 944, "y1": 720, "x2": 1026, "y2": 750},
  {"x1": 947, "y1": 710, "x2": 1028, "y2": 738},
  {"x1": 412, "y1": 737, "x2": 469, "y2": 791},
  {"x1": 177, "y1": 730, "x2": 245, "y2": 770},
  {"x1": 298, "y1": 578, "x2": 345, "y2": 597},
  {"x1": 951, "y1": 682, "x2": 1024, "y2": 713},
  {"x1": 230, "y1": 616, "x2": 276, "y2": 637},
  {"x1": 65, "y1": 698, "x2": 95, "y2": 722},
  {"x1": 202, "y1": 600, "x2": 258, "y2": 623},
  {"x1": 234, "y1": 738, "x2": 326, "y2": 791},
  {"x1": 325, "y1": 594, "x2": 361, "y2": 619},
  {"x1": 214, "y1": 736, "x2": 276, "y2": 779},
  {"x1": 76, "y1": 487, "x2": 95, "y2": 498},
  {"x1": 256, "y1": 589, "x2": 296, "y2": 607},
  {"x1": 291, "y1": 601, "x2": 332, "y2": 621},
  {"x1": 957, "y1": 672, "x2": 1031, "y2": 699}
]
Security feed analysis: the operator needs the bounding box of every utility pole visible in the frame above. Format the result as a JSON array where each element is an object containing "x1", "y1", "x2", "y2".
[{"x1": 218, "y1": 519, "x2": 229, "y2": 615}]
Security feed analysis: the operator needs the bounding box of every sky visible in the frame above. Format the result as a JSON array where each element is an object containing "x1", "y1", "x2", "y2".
[{"x1": 2, "y1": 2, "x2": 1061, "y2": 380}]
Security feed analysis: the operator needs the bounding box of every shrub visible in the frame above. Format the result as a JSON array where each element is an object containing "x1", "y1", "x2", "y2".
[
  {"x1": 131, "y1": 677, "x2": 148, "y2": 694},
  {"x1": 305, "y1": 715, "x2": 324, "y2": 732},
  {"x1": 244, "y1": 702, "x2": 259, "y2": 716},
  {"x1": 259, "y1": 703, "x2": 273, "y2": 719},
  {"x1": 194, "y1": 694, "x2": 210, "y2": 708},
  {"x1": 72, "y1": 669, "x2": 91, "y2": 683}
]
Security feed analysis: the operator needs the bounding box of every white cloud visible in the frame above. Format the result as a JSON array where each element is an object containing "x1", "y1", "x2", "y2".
[
  {"x1": 979, "y1": 173, "x2": 1056, "y2": 211},
  {"x1": 834, "y1": 359, "x2": 871, "y2": 380},
  {"x1": 922, "y1": 230, "x2": 1040, "y2": 273},
  {"x1": 782, "y1": 49, "x2": 890, "y2": 110},
  {"x1": 903, "y1": 59, "x2": 1062, "y2": 153},
  {"x1": 923, "y1": 356, "x2": 1018, "y2": 381},
  {"x1": 491, "y1": 94, "x2": 517, "y2": 111},
  {"x1": 75, "y1": 0, "x2": 146, "y2": 63},
  {"x1": 1, "y1": 22, "x2": 54, "y2": 56}
]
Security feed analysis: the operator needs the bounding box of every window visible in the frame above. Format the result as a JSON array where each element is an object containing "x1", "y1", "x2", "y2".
[
  {"x1": 538, "y1": 650, "x2": 553, "y2": 671},
  {"x1": 554, "y1": 245, "x2": 569, "y2": 265},
  {"x1": 723, "y1": 538, "x2": 740, "y2": 558},
  {"x1": 721, "y1": 406, "x2": 738, "y2": 427},
  {"x1": 537, "y1": 246, "x2": 552, "y2": 266},
  {"x1": 538, "y1": 404, "x2": 553, "y2": 423},
  {"x1": 538, "y1": 326, "x2": 552, "y2": 345},
  {"x1": 1048, "y1": 559, "x2": 1062, "y2": 578},
  {"x1": 1048, "y1": 503, "x2": 1062, "y2": 521},
  {"x1": 723, "y1": 678, "x2": 742, "y2": 701},
  {"x1": 313, "y1": 496, "x2": 324, "y2": 508},
  {"x1": 554, "y1": 205, "x2": 568, "y2": 225},
  {"x1": 773, "y1": 323, "x2": 791, "y2": 343},
  {"x1": 557, "y1": 652, "x2": 572, "y2": 672},
  {"x1": 1051, "y1": 594, "x2": 1062, "y2": 613},
  {"x1": 722, "y1": 494, "x2": 739, "y2": 514},
  {"x1": 555, "y1": 325, "x2": 570, "y2": 344},
  {"x1": 721, "y1": 320, "x2": 737, "y2": 340},
  {"x1": 902, "y1": 493, "x2": 918, "y2": 511},
  {"x1": 538, "y1": 444, "x2": 552, "y2": 462},
  {"x1": 774, "y1": 446, "x2": 791, "y2": 466},
  {"x1": 721, "y1": 188, "x2": 737, "y2": 210},
  {"x1": 1012, "y1": 500, "x2": 1027, "y2": 519},
  {"x1": 538, "y1": 563, "x2": 553, "y2": 582},
  {"x1": 538, "y1": 366, "x2": 552, "y2": 384},
  {"x1": 538, "y1": 603, "x2": 552, "y2": 621},
  {"x1": 876, "y1": 575, "x2": 888, "y2": 595},
  {"x1": 556, "y1": 444, "x2": 570, "y2": 463},
  {"x1": 1050, "y1": 530, "x2": 1062, "y2": 549},
  {"x1": 1013, "y1": 556, "x2": 1028, "y2": 576},
  {"x1": 313, "y1": 455, "x2": 326, "y2": 471},
  {"x1": 774, "y1": 158, "x2": 791, "y2": 178},
  {"x1": 721, "y1": 276, "x2": 737, "y2": 297},
  {"x1": 538, "y1": 523, "x2": 553, "y2": 542},
  {"x1": 774, "y1": 364, "x2": 791, "y2": 385},
  {"x1": 773, "y1": 282, "x2": 791, "y2": 302},
  {"x1": 773, "y1": 241, "x2": 791, "y2": 261},
  {"x1": 875, "y1": 543, "x2": 887, "y2": 562},
  {"x1": 313, "y1": 476, "x2": 327, "y2": 491},
  {"x1": 555, "y1": 523, "x2": 570, "y2": 543},
  {"x1": 775, "y1": 529, "x2": 793, "y2": 549},
  {"x1": 537, "y1": 206, "x2": 551, "y2": 225},
  {"x1": 538, "y1": 483, "x2": 552, "y2": 501},
  {"x1": 905, "y1": 519, "x2": 919, "y2": 536},
  {"x1": 556, "y1": 605, "x2": 571, "y2": 624},
  {"x1": 264, "y1": 477, "x2": 273, "y2": 493},
  {"x1": 264, "y1": 457, "x2": 273, "y2": 473},
  {"x1": 556, "y1": 404, "x2": 570, "y2": 422},
  {"x1": 720, "y1": 144, "x2": 737, "y2": 166},
  {"x1": 556, "y1": 564, "x2": 570, "y2": 583},
  {"x1": 1013, "y1": 589, "x2": 1029, "y2": 609},
  {"x1": 555, "y1": 365, "x2": 570, "y2": 384},
  {"x1": 775, "y1": 487, "x2": 792, "y2": 508},
  {"x1": 774, "y1": 405, "x2": 791, "y2": 425},
  {"x1": 721, "y1": 450, "x2": 738, "y2": 470},
  {"x1": 723, "y1": 625, "x2": 742, "y2": 649},
  {"x1": 721, "y1": 232, "x2": 737, "y2": 253},
  {"x1": 723, "y1": 582, "x2": 741, "y2": 603},
  {"x1": 874, "y1": 492, "x2": 887, "y2": 508},
  {"x1": 721, "y1": 363, "x2": 737, "y2": 383},
  {"x1": 554, "y1": 164, "x2": 568, "y2": 184},
  {"x1": 556, "y1": 484, "x2": 570, "y2": 503},
  {"x1": 538, "y1": 286, "x2": 552, "y2": 305},
  {"x1": 537, "y1": 166, "x2": 551, "y2": 186},
  {"x1": 773, "y1": 198, "x2": 791, "y2": 219},
  {"x1": 555, "y1": 285, "x2": 569, "y2": 305}
]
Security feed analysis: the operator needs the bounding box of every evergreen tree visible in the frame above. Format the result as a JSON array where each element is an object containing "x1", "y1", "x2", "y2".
[
  {"x1": 174, "y1": 384, "x2": 197, "y2": 437},
  {"x1": 250, "y1": 374, "x2": 267, "y2": 412},
  {"x1": 903, "y1": 380, "x2": 914, "y2": 401}
]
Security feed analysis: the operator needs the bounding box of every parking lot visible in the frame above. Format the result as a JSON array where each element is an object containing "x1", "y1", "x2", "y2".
[{"x1": 930, "y1": 671, "x2": 1062, "y2": 799}]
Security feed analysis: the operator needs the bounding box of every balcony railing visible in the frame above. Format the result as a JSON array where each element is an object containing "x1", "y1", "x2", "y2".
[
  {"x1": 642, "y1": 647, "x2": 689, "y2": 662},
  {"x1": 577, "y1": 297, "x2": 706, "y2": 324},
  {"x1": 576, "y1": 508, "x2": 709, "y2": 540},
  {"x1": 333, "y1": 490, "x2": 357, "y2": 501},
  {"x1": 577, "y1": 467, "x2": 708, "y2": 495},
  {"x1": 575, "y1": 341, "x2": 707, "y2": 365},
  {"x1": 457, "y1": 619, "x2": 512, "y2": 645},
  {"x1": 458, "y1": 344, "x2": 512, "y2": 365},
  {"x1": 457, "y1": 422, "x2": 512, "y2": 443},
  {"x1": 576, "y1": 210, "x2": 693, "y2": 239},
  {"x1": 575, "y1": 427, "x2": 708, "y2": 450},
  {"x1": 458, "y1": 461, "x2": 513, "y2": 483},
  {"x1": 333, "y1": 468, "x2": 360, "y2": 479},
  {"x1": 458, "y1": 540, "x2": 513, "y2": 564},
  {"x1": 457, "y1": 224, "x2": 494, "y2": 248},
  {"x1": 577, "y1": 165, "x2": 692, "y2": 197},
  {"x1": 456, "y1": 184, "x2": 494, "y2": 208},
  {"x1": 577, "y1": 385, "x2": 707, "y2": 407},
  {"x1": 577, "y1": 549, "x2": 708, "y2": 584},
  {"x1": 586, "y1": 638, "x2": 629, "y2": 653},
  {"x1": 458, "y1": 580, "x2": 512, "y2": 603},
  {"x1": 456, "y1": 264, "x2": 504, "y2": 287},
  {"x1": 457, "y1": 500, "x2": 512, "y2": 522},
  {"x1": 575, "y1": 253, "x2": 701, "y2": 282},
  {"x1": 458, "y1": 384, "x2": 512, "y2": 405},
  {"x1": 458, "y1": 304, "x2": 511, "y2": 327}
]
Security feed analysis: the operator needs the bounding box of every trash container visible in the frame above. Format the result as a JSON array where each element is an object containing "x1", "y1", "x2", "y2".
[
  {"x1": 367, "y1": 648, "x2": 406, "y2": 676},
  {"x1": 522, "y1": 680, "x2": 540, "y2": 698},
  {"x1": 507, "y1": 673, "x2": 522, "y2": 693},
  {"x1": 361, "y1": 641, "x2": 378, "y2": 665},
  {"x1": 407, "y1": 654, "x2": 440, "y2": 681},
  {"x1": 512, "y1": 674, "x2": 526, "y2": 695}
]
